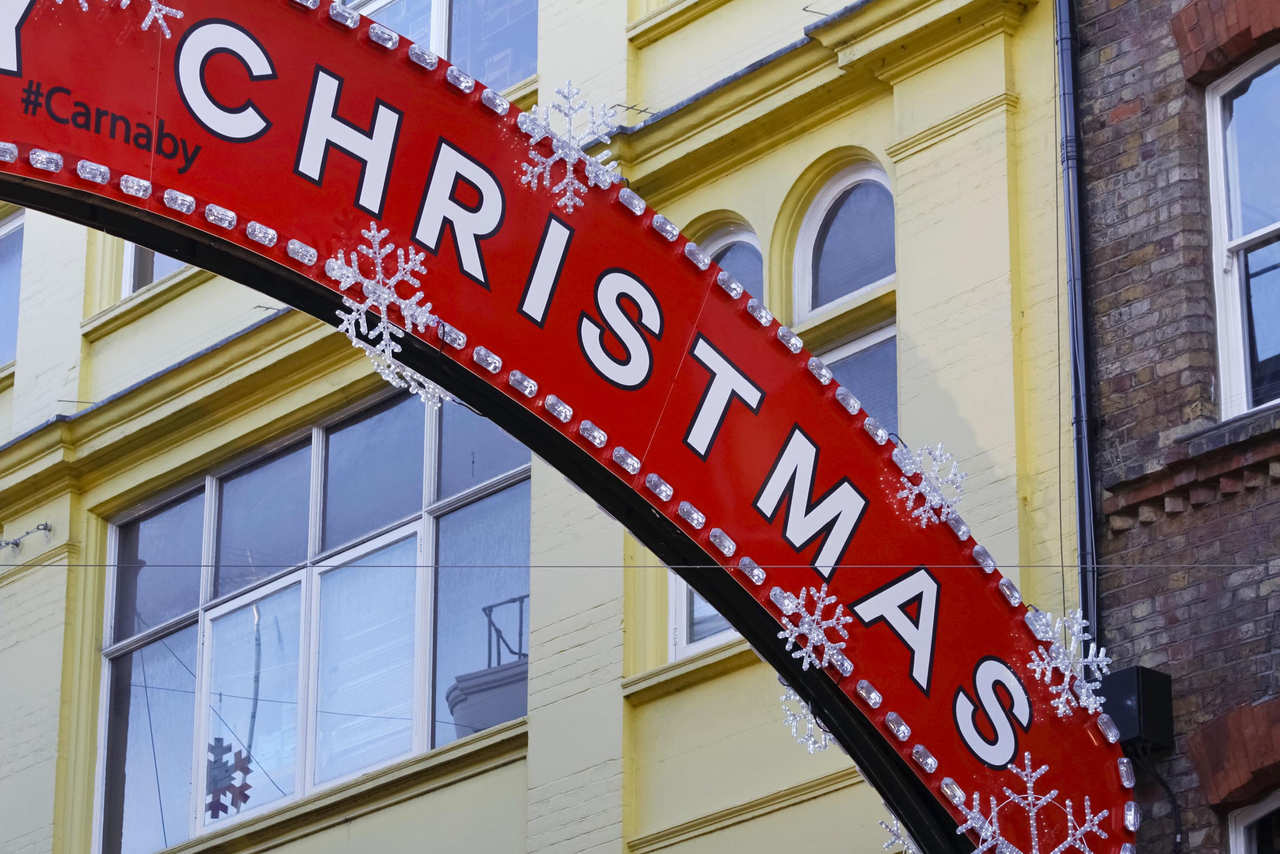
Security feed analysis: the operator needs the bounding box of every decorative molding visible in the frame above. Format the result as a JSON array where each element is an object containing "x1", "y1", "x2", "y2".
[
  {"x1": 167, "y1": 720, "x2": 528, "y2": 853},
  {"x1": 885, "y1": 92, "x2": 1019, "y2": 162},
  {"x1": 0, "y1": 539, "x2": 78, "y2": 589},
  {"x1": 626, "y1": 765, "x2": 864, "y2": 852},
  {"x1": 627, "y1": 0, "x2": 735, "y2": 48},
  {"x1": 622, "y1": 636, "x2": 758, "y2": 705},
  {"x1": 505, "y1": 74, "x2": 539, "y2": 112},
  {"x1": 0, "y1": 359, "x2": 13, "y2": 394},
  {"x1": 81, "y1": 267, "x2": 219, "y2": 342}
]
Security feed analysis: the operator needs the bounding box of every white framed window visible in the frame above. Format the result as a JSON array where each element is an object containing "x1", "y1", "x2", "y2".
[
  {"x1": 1207, "y1": 44, "x2": 1280, "y2": 418},
  {"x1": 700, "y1": 223, "x2": 764, "y2": 301},
  {"x1": 669, "y1": 574, "x2": 735, "y2": 660},
  {"x1": 1229, "y1": 788, "x2": 1280, "y2": 853},
  {"x1": 820, "y1": 324, "x2": 898, "y2": 435},
  {"x1": 122, "y1": 242, "x2": 188, "y2": 297},
  {"x1": 0, "y1": 210, "x2": 23, "y2": 365},
  {"x1": 95, "y1": 393, "x2": 532, "y2": 853},
  {"x1": 354, "y1": 0, "x2": 537, "y2": 93},
  {"x1": 793, "y1": 162, "x2": 895, "y2": 323}
]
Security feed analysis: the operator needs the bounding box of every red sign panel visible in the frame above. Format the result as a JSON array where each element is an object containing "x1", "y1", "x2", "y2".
[{"x1": 0, "y1": 2, "x2": 1137, "y2": 850}]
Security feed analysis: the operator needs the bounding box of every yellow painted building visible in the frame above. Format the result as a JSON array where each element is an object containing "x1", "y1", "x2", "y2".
[{"x1": 0, "y1": 0, "x2": 1080, "y2": 851}]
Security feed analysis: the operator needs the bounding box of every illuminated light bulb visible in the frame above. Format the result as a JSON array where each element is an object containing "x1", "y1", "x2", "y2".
[
  {"x1": 677, "y1": 501, "x2": 705, "y2": 530},
  {"x1": 856, "y1": 679, "x2": 882, "y2": 709},
  {"x1": 438, "y1": 322, "x2": 466, "y2": 350},
  {"x1": 651, "y1": 214, "x2": 678, "y2": 241},
  {"x1": 684, "y1": 242, "x2": 710, "y2": 270},
  {"x1": 204, "y1": 204, "x2": 237, "y2": 230},
  {"x1": 409, "y1": 45, "x2": 438, "y2": 69},
  {"x1": 746, "y1": 298, "x2": 772, "y2": 326},
  {"x1": 708, "y1": 527, "x2": 735, "y2": 557},
  {"x1": 579, "y1": 420, "x2": 607, "y2": 448},
  {"x1": 286, "y1": 239, "x2": 317, "y2": 266},
  {"x1": 543, "y1": 394, "x2": 572, "y2": 423},
  {"x1": 472, "y1": 346, "x2": 501, "y2": 374},
  {"x1": 617, "y1": 188, "x2": 646, "y2": 215},
  {"x1": 75, "y1": 160, "x2": 109, "y2": 184},
  {"x1": 836, "y1": 387, "x2": 861, "y2": 415},
  {"x1": 28, "y1": 148, "x2": 62, "y2": 172},
  {"x1": 911, "y1": 744, "x2": 937, "y2": 773},
  {"x1": 446, "y1": 66, "x2": 475, "y2": 92},
  {"x1": 246, "y1": 222, "x2": 278, "y2": 247},
  {"x1": 508, "y1": 369, "x2": 537, "y2": 398},
  {"x1": 776, "y1": 326, "x2": 802, "y2": 354},
  {"x1": 481, "y1": 89, "x2": 510, "y2": 115},
  {"x1": 738, "y1": 557, "x2": 765, "y2": 585},
  {"x1": 885, "y1": 712, "x2": 910, "y2": 742},
  {"x1": 368, "y1": 22, "x2": 398, "y2": 48},
  {"x1": 644, "y1": 473, "x2": 672, "y2": 501},
  {"x1": 328, "y1": 2, "x2": 359, "y2": 28},
  {"x1": 998, "y1": 577, "x2": 1021, "y2": 607},
  {"x1": 163, "y1": 189, "x2": 195, "y2": 214},
  {"x1": 611, "y1": 446, "x2": 641, "y2": 475}
]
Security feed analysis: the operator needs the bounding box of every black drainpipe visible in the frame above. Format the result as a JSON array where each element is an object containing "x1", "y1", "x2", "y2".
[{"x1": 1055, "y1": 0, "x2": 1102, "y2": 642}]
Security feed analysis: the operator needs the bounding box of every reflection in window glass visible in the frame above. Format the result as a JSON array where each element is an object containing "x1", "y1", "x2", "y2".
[
  {"x1": 713, "y1": 242, "x2": 764, "y2": 300},
  {"x1": 314, "y1": 537, "x2": 417, "y2": 783},
  {"x1": 115, "y1": 491, "x2": 205, "y2": 642},
  {"x1": 0, "y1": 216, "x2": 22, "y2": 365},
  {"x1": 439, "y1": 400, "x2": 530, "y2": 498},
  {"x1": 102, "y1": 626, "x2": 197, "y2": 854},
  {"x1": 206, "y1": 583, "x2": 300, "y2": 822},
  {"x1": 216, "y1": 444, "x2": 310, "y2": 597},
  {"x1": 130, "y1": 246, "x2": 186, "y2": 293},
  {"x1": 812, "y1": 181, "x2": 895, "y2": 309},
  {"x1": 1246, "y1": 805, "x2": 1280, "y2": 852},
  {"x1": 434, "y1": 481, "x2": 530, "y2": 747},
  {"x1": 367, "y1": 0, "x2": 429, "y2": 45},
  {"x1": 324, "y1": 396, "x2": 425, "y2": 551},
  {"x1": 830, "y1": 335, "x2": 897, "y2": 434},
  {"x1": 1246, "y1": 239, "x2": 1280, "y2": 408},
  {"x1": 1225, "y1": 60, "x2": 1280, "y2": 238},
  {"x1": 450, "y1": 0, "x2": 537, "y2": 92},
  {"x1": 688, "y1": 589, "x2": 730, "y2": 643}
]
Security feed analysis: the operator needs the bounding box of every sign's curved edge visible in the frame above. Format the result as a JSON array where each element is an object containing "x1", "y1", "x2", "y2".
[{"x1": 0, "y1": 172, "x2": 974, "y2": 853}]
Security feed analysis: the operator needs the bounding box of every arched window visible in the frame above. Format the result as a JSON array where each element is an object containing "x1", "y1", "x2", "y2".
[
  {"x1": 795, "y1": 163, "x2": 895, "y2": 318},
  {"x1": 701, "y1": 224, "x2": 764, "y2": 301}
]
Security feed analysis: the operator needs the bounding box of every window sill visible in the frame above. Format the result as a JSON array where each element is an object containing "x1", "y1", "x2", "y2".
[
  {"x1": 622, "y1": 636, "x2": 758, "y2": 705},
  {"x1": 626, "y1": 0, "x2": 736, "y2": 48},
  {"x1": 505, "y1": 74, "x2": 538, "y2": 112},
  {"x1": 81, "y1": 266, "x2": 217, "y2": 343},
  {"x1": 162, "y1": 717, "x2": 527, "y2": 853},
  {"x1": 0, "y1": 359, "x2": 13, "y2": 394},
  {"x1": 794, "y1": 279, "x2": 896, "y2": 353}
]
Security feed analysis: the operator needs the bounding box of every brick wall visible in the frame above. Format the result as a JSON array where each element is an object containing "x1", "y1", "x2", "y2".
[{"x1": 1076, "y1": 0, "x2": 1280, "y2": 849}]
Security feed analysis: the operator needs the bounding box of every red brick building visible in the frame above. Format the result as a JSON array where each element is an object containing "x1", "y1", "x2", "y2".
[{"x1": 1076, "y1": 0, "x2": 1280, "y2": 849}]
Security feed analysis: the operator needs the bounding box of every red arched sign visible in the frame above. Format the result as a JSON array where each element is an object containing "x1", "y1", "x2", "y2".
[{"x1": 0, "y1": 2, "x2": 1137, "y2": 850}]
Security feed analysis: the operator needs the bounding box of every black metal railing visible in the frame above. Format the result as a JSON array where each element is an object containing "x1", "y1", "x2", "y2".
[{"x1": 482, "y1": 594, "x2": 529, "y2": 667}]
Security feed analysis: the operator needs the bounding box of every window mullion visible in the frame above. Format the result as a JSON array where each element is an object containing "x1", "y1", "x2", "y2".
[
  {"x1": 431, "y1": 0, "x2": 449, "y2": 58},
  {"x1": 421, "y1": 401, "x2": 441, "y2": 750}
]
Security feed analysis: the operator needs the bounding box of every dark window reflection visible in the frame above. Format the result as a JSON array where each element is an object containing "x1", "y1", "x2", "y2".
[
  {"x1": 215, "y1": 444, "x2": 310, "y2": 597},
  {"x1": 812, "y1": 181, "x2": 895, "y2": 309},
  {"x1": 1246, "y1": 239, "x2": 1280, "y2": 408},
  {"x1": 115, "y1": 492, "x2": 204, "y2": 642},
  {"x1": 829, "y1": 335, "x2": 897, "y2": 434}
]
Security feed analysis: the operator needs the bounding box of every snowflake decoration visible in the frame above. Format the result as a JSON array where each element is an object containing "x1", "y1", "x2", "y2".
[
  {"x1": 517, "y1": 81, "x2": 621, "y2": 213},
  {"x1": 772, "y1": 584, "x2": 852, "y2": 672},
  {"x1": 1026, "y1": 609, "x2": 1111, "y2": 718},
  {"x1": 880, "y1": 805, "x2": 922, "y2": 854},
  {"x1": 205, "y1": 737, "x2": 252, "y2": 819},
  {"x1": 896, "y1": 442, "x2": 967, "y2": 527},
  {"x1": 54, "y1": 0, "x2": 184, "y2": 37},
  {"x1": 325, "y1": 223, "x2": 450, "y2": 406},
  {"x1": 779, "y1": 679, "x2": 833, "y2": 754},
  {"x1": 956, "y1": 753, "x2": 1109, "y2": 854}
]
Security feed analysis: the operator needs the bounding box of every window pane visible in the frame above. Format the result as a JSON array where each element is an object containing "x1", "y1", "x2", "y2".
[
  {"x1": 215, "y1": 444, "x2": 310, "y2": 597},
  {"x1": 0, "y1": 217, "x2": 22, "y2": 365},
  {"x1": 688, "y1": 588, "x2": 730, "y2": 643},
  {"x1": 130, "y1": 246, "x2": 186, "y2": 293},
  {"x1": 434, "y1": 481, "x2": 530, "y2": 747},
  {"x1": 314, "y1": 536, "x2": 417, "y2": 784},
  {"x1": 323, "y1": 395, "x2": 425, "y2": 551},
  {"x1": 1225, "y1": 60, "x2": 1280, "y2": 238},
  {"x1": 367, "y1": 0, "x2": 429, "y2": 45},
  {"x1": 713, "y1": 241, "x2": 764, "y2": 300},
  {"x1": 812, "y1": 181, "x2": 895, "y2": 308},
  {"x1": 449, "y1": 0, "x2": 537, "y2": 93},
  {"x1": 1246, "y1": 239, "x2": 1280, "y2": 408},
  {"x1": 115, "y1": 491, "x2": 205, "y2": 642},
  {"x1": 438, "y1": 400, "x2": 530, "y2": 499},
  {"x1": 205, "y1": 583, "x2": 300, "y2": 822},
  {"x1": 829, "y1": 335, "x2": 897, "y2": 434},
  {"x1": 1249, "y1": 806, "x2": 1280, "y2": 853},
  {"x1": 102, "y1": 626, "x2": 197, "y2": 854}
]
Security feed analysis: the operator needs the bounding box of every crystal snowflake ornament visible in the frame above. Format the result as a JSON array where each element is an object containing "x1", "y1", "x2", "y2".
[
  {"x1": 517, "y1": 81, "x2": 621, "y2": 213},
  {"x1": 1026, "y1": 609, "x2": 1111, "y2": 718},
  {"x1": 955, "y1": 752, "x2": 1109, "y2": 854},
  {"x1": 896, "y1": 442, "x2": 967, "y2": 527},
  {"x1": 778, "y1": 679, "x2": 833, "y2": 755},
  {"x1": 325, "y1": 223, "x2": 450, "y2": 406},
  {"x1": 55, "y1": 0, "x2": 185, "y2": 37},
  {"x1": 880, "y1": 806, "x2": 922, "y2": 854},
  {"x1": 770, "y1": 584, "x2": 853, "y2": 672}
]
